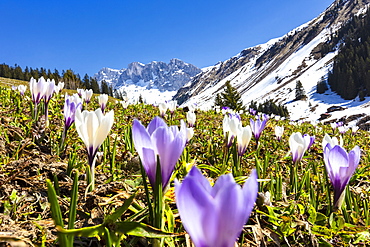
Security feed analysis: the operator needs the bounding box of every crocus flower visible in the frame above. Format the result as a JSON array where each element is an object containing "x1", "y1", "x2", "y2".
[
  {"x1": 168, "y1": 100, "x2": 177, "y2": 114},
  {"x1": 63, "y1": 94, "x2": 82, "y2": 131},
  {"x1": 250, "y1": 116, "x2": 267, "y2": 143},
  {"x1": 289, "y1": 132, "x2": 313, "y2": 164},
  {"x1": 236, "y1": 125, "x2": 252, "y2": 156},
  {"x1": 59, "y1": 94, "x2": 83, "y2": 153},
  {"x1": 43, "y1": 79, "x2": 55, "y2": 104},
  {"x1": 323, "y1": 144, "x2": 360, "y2": 210},
  {"x1": 303, "y1": 134, "x2": 315, "y2": 150},
  {"x1": 97, "y1": 94, "x2": 108, "y2": 113},
  {"x1": 18, "y1": 85, "x2": 27, "y2": 96},
  {"x1": 158, "y1": 102, "x2": 168, "y2": 117},
  {"x1": 132, "y1": 116, "x2": 187, "y2": 189},
  {"x1": 221, "y1": 106, "x2": 230, "y2": 115},
  {"x1": 338, "y1": 126, "x2": 347, "y2": 134},
  {"x1": 175, "y1": 167, "x2": 258, "y2": 247},
  {"x1": 186, "y1": 127, "x2": 194, "y2": 143},
  {"x1": 29, "y1": 77, "x2": 46, "y2": 105},
  {"x1": 54, "y1": 82, "x2": 64, "y2": 94},
  {"x1": 351, "y1": 126, "x2": 359, "y2": 135},
  {"x1": 187, "y1": 111, "x2": 196, "y2": 127},
  {"x1": 120, "y1": 100, "x2": 129, "y2": 109},
  {"x1": 75, "y1": 108, "x2": 114, "y2": 168},
  {"x1": 322, "y1": 133, "x2": 343, "y2": 150},
  {"x1": 223, "y1": 114, "x2": 241, "y2": 147},
  {"x1": 274, "y1": 125, "x2": 284, "y2": 141},
  {"x1": 84, "y1": 89, "x2": 93, "y2": 104},
  {"x1": 77, "y1": 88, "x2": 84, "y2": 98},
  {"x1": 249, "y1": 108, "x2": 257, "y2": 115}
]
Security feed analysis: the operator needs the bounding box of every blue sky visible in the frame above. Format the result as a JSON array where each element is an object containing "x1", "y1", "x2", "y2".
[{"x1": 0, "y1": 0, "x2": 333, "y2": 77}]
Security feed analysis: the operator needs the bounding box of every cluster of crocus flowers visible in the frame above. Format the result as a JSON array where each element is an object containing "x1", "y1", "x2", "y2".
[
  {"x1": 323, "y1": 144, "x2": 360, "y2": 211},
  {"x1": 74, "y1": 108, "x2": 114, "y2": 191},
  {"x1": 289, "y1": 132, "x2": 315, "y2": 164},
  {"x1": 29, "y1": 77, "x2": 58, "y2": 124},
  {"x1": 132, "y1": 116, "x2": 187, "y2": 190},
  {"x1": 223, "y1": 113, "x2": 252, "y2": 156},
  {"x1": 97, "y1": 94, "x2": 108, "y2": 113},
  {"x1": 175, "y1": 167, "x2": 258, "y2": 247}
]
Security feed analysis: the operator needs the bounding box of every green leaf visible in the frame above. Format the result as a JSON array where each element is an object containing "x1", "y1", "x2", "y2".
[
  {"x1": 316, "y1": 212, "x2": 328, "y2": 226},
  {"x1": 57, "y1": 224, "x2": 105, "y2": 238},
  {"x1": 354, "y1": 231, "x2": 370, "y2": 244},
  {"x1": 312, "y1": 225, "x2": 332, "y2": 238},
  {"x1": 329, "y1": 213, "x2": 345, "y2": 232},
  {"x1": 307, "y1": 205, "x2": 317, "y2": 224},
  {"x1": 46, "y1": 179, "x2": 70, "y2": 247},
  {"x1": 68, "y1": 171, "x2": 79, "y2": 230},
  {"x1": 115, "y1": 222, "x2": 179, "y2": 238},
  {"x1": 105, "y1": 192, "x2": 136, "y2": 223}
]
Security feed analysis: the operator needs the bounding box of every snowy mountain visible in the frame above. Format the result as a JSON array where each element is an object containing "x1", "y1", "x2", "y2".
[
  {"x1": 94, "y1": 58, "x2": 201, "y2": 104},
  {"x1": 174, "y1": 0, "x2": 370, "y2": 125}
]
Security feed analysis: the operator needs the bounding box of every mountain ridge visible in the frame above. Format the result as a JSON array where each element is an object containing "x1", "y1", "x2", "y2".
[
  {"x1": 94, "y1": 58, "x2": 201, "y2": 103},
  {"x1": 173, "y1": 0, "x2": 370, "y2": 124}
]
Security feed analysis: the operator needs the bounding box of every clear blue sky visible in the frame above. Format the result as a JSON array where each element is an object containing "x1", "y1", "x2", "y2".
[{"x1": 0, "y1": 0, "x2": 334, "y2": 77}]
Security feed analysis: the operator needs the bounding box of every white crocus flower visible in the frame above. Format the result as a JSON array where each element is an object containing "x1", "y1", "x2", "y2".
[
  {"x1": 186, "y1": 127, "x2": 194, "y2": 143},
  {"x1": 120, "y1": 100, "x2": 129, "y2": 109},
  {"x1": 85, "y1": 89, "x2": 93, "y2": 104},
  {"x1": 75, "y1": 108, "x2": 114, "y2": 191},
  {"x1": 223, "y1": 114, "x2": 241, "y2": 147},
  {"x1": 322, "y1": 133, "x2": 343, "y2": 150},
  {"x1": 186, "y1": 111, "x2": 196, "y2": 127},
  {"x1": 97, "y1": 94, "x2": 109, "y2": 113},
  {"x1": 274, "y1": 125, "x2": 284, "y2": 141},
  {"x1": 158, "y1": 102, "x2": 168, "y2": 117},
  {"x1": 236, "y1": 125, "x2": 252, "y2": 156},
  {"x1": 351, "y1": 126, "x2": 359, "y2": 134},
  {"x1": 289, "y1": 132, "x2": 311, "y2": 164},
  {"x1": 168, "y1": 100, "x2": 177, "y2": 113},
  {"x1": 17, "y1": 85, "x2": 27, "y2": 96}
]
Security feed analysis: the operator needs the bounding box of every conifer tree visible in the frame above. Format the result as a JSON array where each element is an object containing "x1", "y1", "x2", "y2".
[
  {"x1": 295, "y1": 80, "x2": 306, "y2": 100},
  {"x1": 90, "y1": 78, "x2": 100, "y2": 93},
  {"x1": 219, "y1": 81, "x2": 245, "y2": 111},
  {"x1": 214, "y1": 93, "x2": 224, "y2": 107}
]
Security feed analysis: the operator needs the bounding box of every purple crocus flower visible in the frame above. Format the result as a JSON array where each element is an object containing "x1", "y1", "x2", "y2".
[
  {"x1": 175, "y1": 167, "x2": 258, "y2": 247},
  {"x1": 132, "y1": 116, "x2": 187, "y2": 189},
  {"x1": 323, "y1": 144, "x2": 360, "y2": 210},
  {"x1": 250, "y1": 116, "x2": 267, "y2": 143},
  {"x1": 63, "y1": 94, "x2": 82, "y2": 131},
  {"x1": 249, "y1": 108, "x2": 257, "y2": 115}
]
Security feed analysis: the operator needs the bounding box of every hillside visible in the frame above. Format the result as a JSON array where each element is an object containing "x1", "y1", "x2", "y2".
[{"x1": 174, "y1": 0, "x2": 370, "y2": 126}]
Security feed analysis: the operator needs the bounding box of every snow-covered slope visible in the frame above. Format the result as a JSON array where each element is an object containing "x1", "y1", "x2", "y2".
[
  {"x1": 174, "y1": 0, "x2": 370, "y2": 125},
  {"x1": 94, "y1": 58, "x2": 201, "y2": 104}
]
